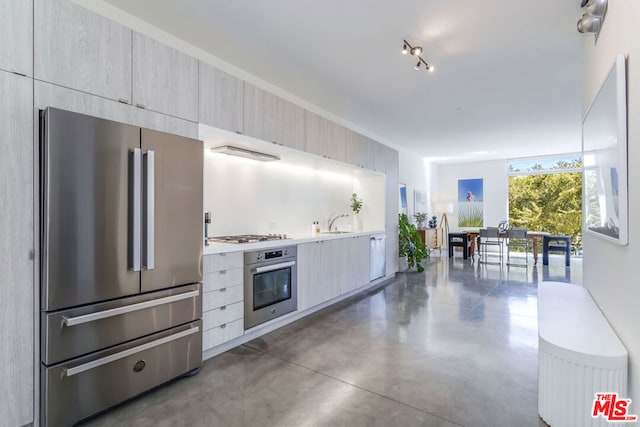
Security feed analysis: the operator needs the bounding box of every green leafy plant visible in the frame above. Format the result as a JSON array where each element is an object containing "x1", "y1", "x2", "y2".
[
  {"x1": 413, "y1": 212, "x2": 428, "y2": 229},
  {"x1": 350, "y1": 193, "x2": 363, "y2": 214},
  {"x1": 398, "y1": 213, "x2": 428, "y2": 272}
]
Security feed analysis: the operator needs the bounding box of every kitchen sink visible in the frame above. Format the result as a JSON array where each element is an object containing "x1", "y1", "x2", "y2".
[{"x1": 320, "y1": 231, "x2": 352, "y2": 234}]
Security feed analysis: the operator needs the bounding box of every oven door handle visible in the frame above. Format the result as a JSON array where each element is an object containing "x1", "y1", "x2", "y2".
[
  {"x1": 61, "y1": 290, "x2": 200, "y2": 327},
  {"x1": 254, "y1": 261, "x2": 296, "y2": 274},
  {"x1": 63, "y1": 326, "x2": 200, "y2": 377}
]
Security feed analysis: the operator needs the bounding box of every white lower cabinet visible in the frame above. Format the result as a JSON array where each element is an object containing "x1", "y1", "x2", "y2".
[
  {"x1": 203, "y1": 301, "x2": 244, "y2": 330},
  {"x1": 202, "y1": 252, "x2": 244, "y2": 351},
  {"x1": 203, "y1": 319, "x2": 244, "y2": 350},
  {"x1": 343, "y1": 235, "x2": 370, "y2": 294},
  {"x1": 298, "y1": 240, "x2": 337, "y2": 310},
  {"x1": 203, "y1": 285, "x2": 243, "y2": 311},
  {"x1": 298, "y1": 236, "x2": 371, "y2": 311}
]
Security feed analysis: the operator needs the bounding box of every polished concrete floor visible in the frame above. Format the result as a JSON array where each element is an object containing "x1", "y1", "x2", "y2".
[{"x1": 82, "y1": 253, "x2": 581, "y2": 427}]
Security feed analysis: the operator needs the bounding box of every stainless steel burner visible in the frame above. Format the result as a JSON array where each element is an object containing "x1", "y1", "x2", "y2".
[{"x1": 208, "y1": 234, "x2": 288, "y2": 244}]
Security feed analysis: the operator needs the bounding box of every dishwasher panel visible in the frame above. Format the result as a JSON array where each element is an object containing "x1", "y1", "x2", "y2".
[{"x1": 370, "y1": 234, "x2": 386, "y2": 281}]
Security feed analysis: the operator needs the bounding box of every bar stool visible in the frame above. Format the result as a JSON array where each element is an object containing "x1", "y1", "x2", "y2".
[
  {"x1": 448, "y1": 232, "x2": 470, "y2": 259},
  {"x1": 542, "y1": 235, "x2": 571, "y2": 267}
]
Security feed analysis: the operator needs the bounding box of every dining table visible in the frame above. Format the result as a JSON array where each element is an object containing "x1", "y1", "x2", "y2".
[{"x1": 464, "y1": 229, "x2": 550, "y2": 264}]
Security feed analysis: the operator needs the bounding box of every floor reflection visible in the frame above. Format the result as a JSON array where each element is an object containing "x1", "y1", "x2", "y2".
[{"x1": 82, "y1": 251, "x2": 583, "y2": 427}]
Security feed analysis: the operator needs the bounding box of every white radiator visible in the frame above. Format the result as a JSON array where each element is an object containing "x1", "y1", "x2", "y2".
[{"x1": 538, "y1": 282, "x2": 628, "y2": 427}]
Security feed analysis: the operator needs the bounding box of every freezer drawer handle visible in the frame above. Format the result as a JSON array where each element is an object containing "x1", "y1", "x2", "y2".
[
  {"x1": 254, "y1": 261, "x2": 296, "y2": 274},
  {"x1": 62, "y1": 290, "x2": 200, "y2": 327},
  {"x1": 63, "y1": 326, "x2": 200, "y2": 377}
]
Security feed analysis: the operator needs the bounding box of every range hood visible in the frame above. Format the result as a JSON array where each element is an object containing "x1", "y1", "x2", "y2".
[{"x1": 211, "y1": 145, "x2": 280, "y2": 162}]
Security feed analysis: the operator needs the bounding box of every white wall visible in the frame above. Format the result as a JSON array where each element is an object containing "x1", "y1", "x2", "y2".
[
  {"x1": 203, "y1": 151, "x2": 385, "y2": 237},
  {"x1": 582, "y1": 0, "x2": 640, "y2": 402},
  {"x1": 433, "y1": 159, "x2": 509, "y2": 230},
  {"x1": 398, "y1": 149, "x2": 427, "y2": 219}
]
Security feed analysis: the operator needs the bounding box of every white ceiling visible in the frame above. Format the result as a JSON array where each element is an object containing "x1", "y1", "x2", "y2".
[{"x1": 100, "y1": 0, "x2": 585, "y2": 163}]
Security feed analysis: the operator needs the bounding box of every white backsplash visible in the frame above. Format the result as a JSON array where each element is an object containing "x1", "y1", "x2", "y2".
[{"x1": 203, "y1": 150, "x2": 385, "y2": 237}]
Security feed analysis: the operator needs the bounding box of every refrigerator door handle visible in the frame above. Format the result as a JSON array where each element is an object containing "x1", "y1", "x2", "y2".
[
  {"x1": 63, "y1": 326, "x2": 200, "y2": 377},
  {"x1": 130, "y1": 148, "x2": 142, "y2": 272},
  {"x1": 144, "y1": 150, "x2": 155, "y2": 270}
]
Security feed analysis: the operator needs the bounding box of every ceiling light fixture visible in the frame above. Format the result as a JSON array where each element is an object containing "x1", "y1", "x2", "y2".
[
  {"x1": 577, "y1": 0, "x2": 607, "y2": 40},
  {"x1": 211, "y1": 145, "x2": 280, "y2": 162},
  {"x1": 401, "y1": 39, "x2": 434, "y2": 74}
]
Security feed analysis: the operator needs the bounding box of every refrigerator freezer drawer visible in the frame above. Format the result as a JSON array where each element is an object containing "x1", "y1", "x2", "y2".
[
  {"x1": 42, "y1": 283, "x2": 201, "y2": 365},
  {"x1": 41, "y1": 320, "x2": 202, "y2": 427}
]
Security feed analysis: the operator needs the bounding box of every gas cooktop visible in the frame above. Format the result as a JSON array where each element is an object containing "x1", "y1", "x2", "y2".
[{"x1": 208, "y1": 234, "x2": 289, "y2": 244}]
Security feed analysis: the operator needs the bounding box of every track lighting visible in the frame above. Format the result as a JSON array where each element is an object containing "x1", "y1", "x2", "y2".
[
  {"x1": 401, "y1": 39, "x2": 434, "y2": 74},
  {"x1": 577, "y1": 0, "x2": 607, "y2": 40}
]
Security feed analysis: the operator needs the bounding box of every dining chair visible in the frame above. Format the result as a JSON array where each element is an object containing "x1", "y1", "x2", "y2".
[
  {"x1": 506, "y1": 228, "x2": 529, "y2": 266},
  {"x1": 478, "y1": 227, "x2": 503, "y2": 264}
]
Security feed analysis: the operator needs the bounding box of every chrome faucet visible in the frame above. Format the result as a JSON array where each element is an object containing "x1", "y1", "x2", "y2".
[{"x1": 328, "y1": 213, "x2": 349, "y2": 231}]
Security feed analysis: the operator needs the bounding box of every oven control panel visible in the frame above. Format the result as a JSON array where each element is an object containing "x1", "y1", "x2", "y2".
[{"x1": 245, "y1": 246, "x2": 296, "y2": 264}]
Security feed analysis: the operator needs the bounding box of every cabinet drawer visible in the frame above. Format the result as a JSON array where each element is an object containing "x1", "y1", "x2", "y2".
[
  {"x1": 203, "y1": 267, "x2": 243, "y2": 292},
  {"x1": 203, "y1": 285, "x2": 243, "y2": 311},
  {"x1": 203, "y1": 301, "x2": 243, "y2": 330},
  {"x1": 203, "y1": 319, "x2": 244, "y2": 350},
  {"x1": 203, "y1": 252, "x2": 243, "y2": 273}
]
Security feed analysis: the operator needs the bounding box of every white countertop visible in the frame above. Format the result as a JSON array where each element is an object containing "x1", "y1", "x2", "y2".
[{"x1": 203, "y1": 230, "x2": 386, "y2": 255}]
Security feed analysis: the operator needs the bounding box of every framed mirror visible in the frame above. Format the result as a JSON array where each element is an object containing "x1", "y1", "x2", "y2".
[{"x1": 582, "y1": 54, "x2": 628, "y2": 244}]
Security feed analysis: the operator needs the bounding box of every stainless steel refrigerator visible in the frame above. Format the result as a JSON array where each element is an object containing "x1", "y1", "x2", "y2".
[{"x1": 39, "y1": 107, "x2": 204, "y2": 427}]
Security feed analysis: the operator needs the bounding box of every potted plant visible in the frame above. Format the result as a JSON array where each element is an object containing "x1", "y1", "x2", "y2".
[
  {"x1": 351, "y1": 193, "x2": 363, "y2": 230},
  {"x1": 413, "y1": 212, "x2": 428, "y2": 230},
  {"x1": 350, "y1": 193, "x2": 362, "y2": 214},
  {"x1": 398, "y1": 213, "x2": 428, "y2": 272}
]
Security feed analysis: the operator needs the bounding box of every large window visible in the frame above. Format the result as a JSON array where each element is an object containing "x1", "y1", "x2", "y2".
[{"x1": 508, "y1": 155, "x2": 582, "y2": 252}]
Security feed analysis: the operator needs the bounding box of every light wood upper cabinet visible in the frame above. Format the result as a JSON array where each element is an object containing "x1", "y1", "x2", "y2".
[
  {"x1": 304, "y1": 111, "x2": 329, "y2": 157},
  {"x1": 35, "y1": 81, "x2": 198, "y2": 139},
  {"x1": 133, "y1": 33, "x2": 198, "y2": 122},
  {"x1": 345, "y1": 129, "x2": 374, "y2": 169},
  {"x1": 0, "y1": 71, "x2": 34, "y2": 427},
  {"x1": 34, "y1": 0, "x2": 131, "y2": 103},
  {"x1": 375, "y1": 142, "x2": 396, "y2": 173},
  {"x1": 0, "y1": 0, "x2": 32, "y2": 76},
  {"x1": 328, "y1": 121, "x2": 347, "y2": 161},
  {"x1": 243, "y1": 82, "x2": 305, "y2": 150},
  {"x1": 199, "y1": 62, "x2": 243, "y2": 133},
  {"x1": 305, "y1": 111, "x2": 347, "y2": 161}
]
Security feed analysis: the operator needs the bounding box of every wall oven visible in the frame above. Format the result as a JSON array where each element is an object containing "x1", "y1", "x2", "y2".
[{"x1": 244, "y1": 246, "x2": 297, "y2": 329}]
